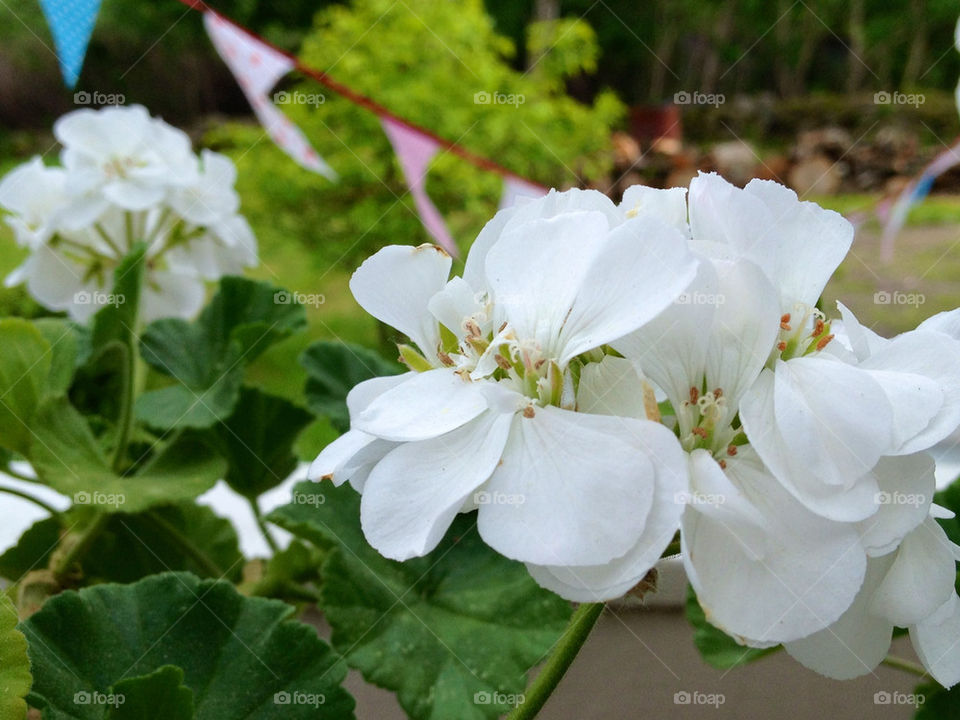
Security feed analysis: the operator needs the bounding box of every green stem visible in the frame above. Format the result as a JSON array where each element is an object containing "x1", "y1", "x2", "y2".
[
  {"x1": 110, "y1": 341, "x2": 135, "y2": 473},
  {"x1": 145, "y1": 512, "x2": 225, "y2": 577},
  {"x1": 52, "y1": 513, "x2": 110, "y2": 581},
  {"x1": 0, "y1": 483, "x2": 60, "y2": 516},
  {"x1": 881, "y1": 655, "x2": 927, "y2": 678},
  {"x1": 249, "y1": 498, "x2": 280, "y2": 555},
  {"x1": 506, "y1": 603, "x2": 604, "y2": 720}
]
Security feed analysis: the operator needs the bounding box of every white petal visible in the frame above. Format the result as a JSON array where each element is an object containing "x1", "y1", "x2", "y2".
[
  {"x1": 353, "y1": 368, "x2": 487, "y2": 441},
  {"x1": 478, "y1": 408, "x2": 657, "y2": 566},
  {"x1": 140, "y1": 271, "x2": 206, "y2": 321},
  {"x1": 309, "y1": 429, "x2": 378, "y2": 484},
  {"x1": 484, "y1": 211, "x2": 609, "y2": 354},
  {"x1": 557, "y1": 214, "x2": 698, "y2": 363},
  {"x1": 683, "y1": 448, "x2": 867, "y2": 644},
  {"x1": 576, "y1": 355, "x2": 649, "y2": 419},
  {"x1": 346, "y1": 373, "x2": 413, "y2": 418},
  {"x1": 524, "y1": 419, "x2": 687, "y2": 601},
  {"x1": 740, "y1": 360, "x2": 891, "y2": 521},
  {"x1": 918, "y1": 307, "x2": 960, "y2": 339},
  {"x1": 349, "y1": 244, "x2": 451, "y2": 359},
  {"x1": 360, "y1": 410, "x2": 513, "y2": 560},
  {"x1": 911, "y1": 592, "x2": 960, "y2": 688},
  {"x1": 619, "y1": 185, "x2": 689, "y2": 234},
  {"x1": 858, "y1": 454, "x2": 935, "y2": 556},
  {"x1": 870, "y1": 518, "x2": 957, "y2": 626},
  {"x1": 837, "y1": 302, "x2": 888, "y2": 362},
  {"x1": 785, "y1": 558, "x2": 894, "y2": 680}
]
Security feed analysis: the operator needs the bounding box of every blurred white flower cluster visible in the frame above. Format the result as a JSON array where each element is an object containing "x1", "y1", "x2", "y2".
[
  {"x1": 314, "y1": 173, "x2": 960, "y2": 688},
  {"x1": 0, "y1": 105, "x2": 257, "y2": 322}
]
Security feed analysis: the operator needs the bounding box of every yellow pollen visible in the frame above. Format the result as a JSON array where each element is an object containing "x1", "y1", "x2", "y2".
[
  {"x1": 816, "y1": 333, "x2": 835, "y2": 351},
  {"x1": 727, "y1": 445, "x2": 738, "y2": 456},
  {"x1": 689, "y1": 387, "x2": 700, "y2": 404},
  {"x1": 522, "y1": 406, "x2": 536, "y2": 418}
]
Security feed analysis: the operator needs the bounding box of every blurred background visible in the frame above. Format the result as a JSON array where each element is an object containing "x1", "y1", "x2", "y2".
[{"x1": 2, "y1": 0, "x2": 960, "y2": 431}]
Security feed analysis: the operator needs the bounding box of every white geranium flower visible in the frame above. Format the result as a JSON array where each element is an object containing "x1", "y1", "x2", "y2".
[
  {"x1": 311, "y1": 188, "x2": 699, "y2": 601},
  {"x1": 0, "y1": 105, "x2": 257, "y2": 322}
]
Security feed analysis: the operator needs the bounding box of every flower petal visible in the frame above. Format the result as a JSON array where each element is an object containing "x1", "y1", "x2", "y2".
[
  {"x1": 911, "y1": 592, "x2": 960, "y2": 688},
  {"x1": 349, "y1": 244, "x2": 451, "y2": 359},
  {"x1": 478, "y1": 408, "x2": 657, "y2": 566},
  {"x1": 353, "y1": 368, "x2": 487, "y2": 442},
  {"x1": 857, "y1": 454, "x2": 935, "y2": 557},
  {"x1": 360, "y1": 410, "x2": 513, "y2": 560}
]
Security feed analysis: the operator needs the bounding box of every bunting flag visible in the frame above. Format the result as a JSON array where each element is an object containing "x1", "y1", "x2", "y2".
[
  {"x1": 381, "y1": 116, "x2": 457, "y2": 256},
  {"x1": 39, "y1": 0, "x2": 102, "y2": 88},
  {"x1": 203, "y1": 11, "x2": 336, "y2": 180},
  {"x1": 499, "y1": 175, "x2": 548, "y2": 210},
  {"x1": 879, "y1": 139, "x2": 960, "y2": 261}
]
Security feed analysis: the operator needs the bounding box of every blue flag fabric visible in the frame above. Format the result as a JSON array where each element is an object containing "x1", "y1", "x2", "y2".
[{"x1": 38, "y1": 0, "x2": 102, "y2": 88}]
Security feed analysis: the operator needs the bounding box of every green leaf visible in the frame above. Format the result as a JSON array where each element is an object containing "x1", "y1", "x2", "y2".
[
  {"x1": 239, "y1": 540, "x2": 325, "y2": 600},
  {"x1": 88, "y1": 244, "x2": 145, "y2": 356},
  {"x1": 33, "y1": 319, "x2": 82, "y2": 397},
  {"x1": 300, "y1": 342, "x2": 401, "y2": 432},
  {"x1": 82, "y1": 504, "x2": 244, "y2": 583},
  {"x1": 0, "y1": 591, "x2": 31, "y2": 720},
  {"x1": 107, "y1": 666, "x2": 194, "y2": 720},
  {"x1": 269, "y1": 482, "x2": 572, "y2": 720},
  {"x1": 915, "y1": 681, "x2": 957, "y2": 718},
  {"x1": 29, "y1": 398, "x2": 225, "y2": 513},
  {"x1": 134, "y1": 371, "x2": 243, "y2": 430},
  {"x1": 0, "y1": 318, "x2": 53, "y2": 455},
  {"x1": 136, "y1": 277, "x2": 306, "y2": 430},
  {"x1": 205, "y1": 387, "x2": 313, "y2": 499},
  {"x1": 0, "y1": 516, "x2": 61, "y2": 582},
  {"x1": 685, "y1": 586, "x2": 779, "y2": 668},
  {"x1": 23, "y1": 573, "x2": 355, "y2": 719}
]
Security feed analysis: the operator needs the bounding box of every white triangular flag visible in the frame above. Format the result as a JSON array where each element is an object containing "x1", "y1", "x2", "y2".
[{"x1": 204, "y1": 12, "x2": 336, "y2": 180}]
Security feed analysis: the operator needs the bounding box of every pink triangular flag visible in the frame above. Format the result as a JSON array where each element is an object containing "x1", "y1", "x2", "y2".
[
  {"x1": 204, "y1": 12, "x2": 336, "y2": 180},
  {"x1": 381, "y1": 117, "x2": 457, "y2": 256},
  {"x1": 499, "y1": 175, "x2": 547, "y2": 210}
]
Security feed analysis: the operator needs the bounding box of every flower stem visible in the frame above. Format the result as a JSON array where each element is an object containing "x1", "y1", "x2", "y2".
[
  {"x1": 110, "y1": 341, "x2": 135, "y2": 473},
  {"x1": 0, "y1": 483, "x2": 60, "y2": 516},
  {"x1": 248, "y1": 498, "x2": 280, "y2": 555},
  {"x1": 506, "y1": 602, "x2": 604, "y2": 720},
  {"x1": 881, "y1": 655, "x2": 927, "y2": 678},
  {"x1": 52, "y1": 513, "x2": 110, "y2": 582}
]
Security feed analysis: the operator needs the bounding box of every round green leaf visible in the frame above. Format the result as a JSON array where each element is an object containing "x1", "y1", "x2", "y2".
[{"x1": 0, "y1": 591, "x2": 31, "y2": 720}]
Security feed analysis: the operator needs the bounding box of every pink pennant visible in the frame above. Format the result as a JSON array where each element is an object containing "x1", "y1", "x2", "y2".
[
  {"x1": 381, "y1": 117, "x2": 457, "y2": 256},
  {"x1": 203, "y1": 12, "x2": 336, "y2": 180},
  {"x1": 499, "y1": 175, "x2": 547, "y2": 210}
]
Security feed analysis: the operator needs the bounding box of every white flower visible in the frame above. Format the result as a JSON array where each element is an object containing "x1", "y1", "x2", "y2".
[
  {"x1": 311, "y1": 188, "x2": 699, "y2": 600},
  {"x1": 0, "y1": 105, "x2": 257, "y2": 322}
]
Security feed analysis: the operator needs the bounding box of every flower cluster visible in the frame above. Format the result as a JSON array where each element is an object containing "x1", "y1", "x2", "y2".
[
  {"x1": 313, "y1": 173, "x2": 960, "y2": 688},
  {"x1": 0, "y1": 105, "x2": 257, "y2": 322}
]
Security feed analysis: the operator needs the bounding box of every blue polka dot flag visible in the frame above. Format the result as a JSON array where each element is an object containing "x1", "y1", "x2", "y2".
[{"x1": 38, "y1": 0, "x2": 102, "y2": 88}]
